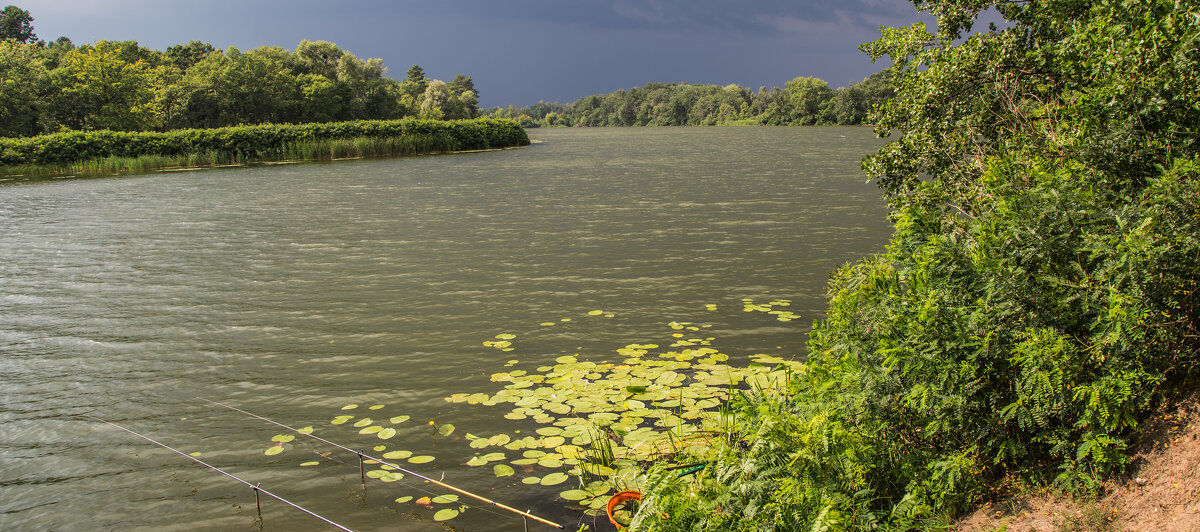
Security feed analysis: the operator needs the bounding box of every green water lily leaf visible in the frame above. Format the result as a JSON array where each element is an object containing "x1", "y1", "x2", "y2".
[
  {"x1": 438, "y1": 424, "x2": 455, "y2": 436},
  {"x1": 495, "y1": 333, "x2": 516, "y2": 340},
  {"x1": 540, "y1": 472, "x2": 569, "y2": 486},
  {"x1": 433, "y1": 508, "x2": 460, "y2": 521},
  {"x1": 331, "y1": 415, "x2": 353, "y2": 425},
  {"x1": 359, "y1": 425, "x2": 383, "y2": 435},
  {"x1": 300, "y1": 461, "x2": 319, "y2": 467},
  {"x1": 189, "y1": 452, "x2": 202, "y2": 457},
  {"x1": 521, "y1": 476, "x2": 541, "y2": 485},
  {"x1": 377, "y1": 427, "x2": 397, "y2": 439},
  {"x1": 382, "y1": 450, "x2": 412, "y2": 460},
  {"x1": 380, "y1": 472, "x2": 404, "y2": 482},
  {"x1": 341, "y1": 404, "x2": 358, "y2": 410},
  {"x1": 466, "y1": 456, "x2": 488, "y2": 467},
  {"x1": 488, "y1": 434, "x2": 511, "y2": 446},
  {"x1": 408, "y1": 455, "x2": 435, "y2": 464},
  {"x1": 588, "y1": 310, "x2": 604, "y2": 316},
  {"x1": 373, "y1": 445, "x2": 387, "y2": 451},
  {"x1": 264, "y1": 445, "x2": 284, "y2": 456},
  {"x1": 432, "y1": 494, "x2": 459, "y2": 504},
  {"x1": 560, "y1": 489, "x2": 590, "y2": 501},
  {"x1": 395, "y1": 496, "x2": 413, "y2": 503},
  {"x1": 271, "y1": 434, "x2": 294, "y2": 442},
  {"x1": 389, "y1": 415, "x2": 410, "y2": 424},
  {"x1": 297, "y1": 426, "x2": 314, "y2": 434},
  {"x1": 470, "y1": 438, "x2": 491, "y2": 449},
  {"x1": 494, "y1": 464, "x2": 515, "y2": 477},
  {"x1": 353, "y1": 418, "x2": 373, "y2": 428},
  {"x1": 369, "y1": 404, "x2": 385, "y2": 410}
]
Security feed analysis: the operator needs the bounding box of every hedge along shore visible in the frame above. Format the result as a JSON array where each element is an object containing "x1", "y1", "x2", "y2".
[{"x1": 0, "y1": 118, "x2": 530, "y2": 177}]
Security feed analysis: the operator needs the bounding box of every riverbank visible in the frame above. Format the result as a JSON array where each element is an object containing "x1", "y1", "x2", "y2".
[
  {"x1": 957, "y1": 388, "x2": 1200, "y2": 531},
  {"x1": 0, "y1": 118, "x2": 529, "y2": 178}
]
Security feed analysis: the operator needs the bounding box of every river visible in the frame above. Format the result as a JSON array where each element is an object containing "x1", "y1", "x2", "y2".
[{"x1": 0, "y1": 127, "x2": 890, "y2": 531}]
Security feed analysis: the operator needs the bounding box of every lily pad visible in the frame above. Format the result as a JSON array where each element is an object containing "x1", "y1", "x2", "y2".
[
  {"x1": 494, "y1": 464, "x2": 515, "y2": 477},
  {"x1": 382, "y1": 450, "x2": 413, "y2": 460},
  {"x1": 560, "y1": 489, "x2": 590, "y2": 501},
  {"x1": 433, "y1": 508, "x2": 460, "y2": 521},
  {"x1": 408, "y1": 455, "x2": 435, "y2": 464},
  {"x1": 540, "y1": 472, "x2": 570, "y2": 486},
  {"x1": 395, "y1": 496, "x2": 413, "y2": 503},
  {"x1": 341, "y1": 404, "x2": 358, "y2": 410},
  {"x1": 438, "y1": 424, "x2": 455, "y2": 436},
  {"x1": 264, "y1": 444, "x2": 284, "y2": 456},
  {"x1": 389, "y1": 415, "x2": 410, "y2": 424},
  {"x1": 377, "y1": 427, "x2": 397, "y2": 439},
  {"x1": 369, "y1": 404, "x2": 385, "y2": 410},
  {"x1": 431, "y1": 494, "x2": 460, "y2": 504},
  {"x1": 300, "y1": 461, "x2": 319, "y2": 467}
]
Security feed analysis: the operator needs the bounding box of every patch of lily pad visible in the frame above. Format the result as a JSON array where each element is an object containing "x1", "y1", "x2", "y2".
[{"x1": 270, "y1": 300, "x2": 802, "y2": 522}]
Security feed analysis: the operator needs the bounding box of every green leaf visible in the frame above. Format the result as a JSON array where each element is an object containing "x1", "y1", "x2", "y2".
[
  {"x1": 540, "y1": 472, "x2": 569, "y2": 486},
  {"x1": 433, "y1": 508, "x2": 460, "y2": 521},
  {"x1": 494, "y1": 464, "x2": 515, "y2": 477}
]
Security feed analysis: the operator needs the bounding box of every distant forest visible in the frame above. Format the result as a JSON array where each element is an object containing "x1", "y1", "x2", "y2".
[
  {"x1": 0, "y1": 5, "x2": 479, "y2": 138},
  {"x1": 484, "y1": 73, "x2": 893, "y2": 127},
  {"x1": 2, "y1": 4, "x2": 890, "y2": 137}
]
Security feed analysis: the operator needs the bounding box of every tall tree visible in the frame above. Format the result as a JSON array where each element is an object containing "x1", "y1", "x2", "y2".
[{"x1": 0, "y1": 5, "x2": 35, "y2": 43}]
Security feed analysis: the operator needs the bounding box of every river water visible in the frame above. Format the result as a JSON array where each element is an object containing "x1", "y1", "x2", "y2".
[{"x1": 0, "y1": 127, "x2": 890, "y2": 531}]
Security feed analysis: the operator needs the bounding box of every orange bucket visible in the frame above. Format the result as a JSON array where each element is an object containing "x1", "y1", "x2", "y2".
[{"x1": 606, "y1": 490, "x2": 642, "y2": 530}]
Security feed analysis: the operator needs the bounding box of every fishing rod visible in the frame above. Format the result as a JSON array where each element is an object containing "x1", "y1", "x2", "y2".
[
  {"x1": 200, "y1": 398, "x2": 566, "y2": 529},
  {"x1": 89, "y1": 416, "x2": 353, "y2": 532}
]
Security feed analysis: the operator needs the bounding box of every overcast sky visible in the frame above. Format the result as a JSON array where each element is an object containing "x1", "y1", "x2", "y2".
[{"x1": 19, "y1": 0, "x2": 933, "y2": 107}]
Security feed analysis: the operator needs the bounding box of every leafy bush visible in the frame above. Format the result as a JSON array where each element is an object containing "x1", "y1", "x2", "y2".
[
  {"x1": 0, "y1": 118, "x2": 528, "y2": 167},
  {"x1": 632, "y1": 0, "x2": 1199, "y2": 529}
]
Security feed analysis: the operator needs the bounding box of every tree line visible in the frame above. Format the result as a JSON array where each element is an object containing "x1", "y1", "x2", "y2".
[
  {"x1": 0, "y1": 5, "x2": 480, "y2": 138},
  {"x1": 484, "y1": 73, "x2": 893, "y2": 127}
]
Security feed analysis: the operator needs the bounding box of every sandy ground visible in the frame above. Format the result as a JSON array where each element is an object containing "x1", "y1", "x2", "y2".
[{"x1": 956, "y1": 390, "x2": 1200, "y2": 531}]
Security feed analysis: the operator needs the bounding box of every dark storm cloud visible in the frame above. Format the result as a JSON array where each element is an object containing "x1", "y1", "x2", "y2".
[
  {"x1": 404, "y1": 0, "x2": 917, "y2": 32},
  {"x1": 25, "y1": 0, "x2": 929, "y2": 107}
]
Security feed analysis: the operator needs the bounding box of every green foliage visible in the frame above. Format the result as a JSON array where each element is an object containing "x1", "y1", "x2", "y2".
[
  {"x1": 0, "y1": 118, "x2": 529, "y2": 171},
  {"x1": 634, "y1": 0, "x2": 1199, "y2": 529},
  {"x1": 0, "y1": 5, "x2": 35, "y2": 43},
  {"x1": 0, "y1": 15, "x2": 480, "y2": 138},
  {"x1": 482, "y1": 76, "x2": 891, "y2": 127}
]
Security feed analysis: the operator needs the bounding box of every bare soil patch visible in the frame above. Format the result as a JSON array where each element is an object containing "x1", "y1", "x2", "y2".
[{"x1": 957, "y1": 389, "x2": 1200, "y2": 531}]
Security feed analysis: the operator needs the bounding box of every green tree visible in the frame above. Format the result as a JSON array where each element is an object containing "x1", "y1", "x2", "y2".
[
  {"x1": 783, "y1": 76, "x2": 833, "y2": 124},
  {"x1": 0, "y1": 40, "x2": 45, "y2": 135},
  {"x1": 165, "y1": 40, "x2": 215, "y2": 70},
  {"x1": 0, "y1": 5, "x2": 35, "y2": 43},
  {"x1": 401, "y1": 63, "x2": 429, "y2": 100},
  {"x1": 49, "y1": 40, "x2": 158, "y2": 131}
]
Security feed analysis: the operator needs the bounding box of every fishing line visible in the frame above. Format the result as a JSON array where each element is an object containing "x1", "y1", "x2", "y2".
[
  {"x1": 89, "y1": 415, "x2": 354, "y2": 532},
  {"x1": 200, "y1": 398, "x2": 565, "y2": 529}
]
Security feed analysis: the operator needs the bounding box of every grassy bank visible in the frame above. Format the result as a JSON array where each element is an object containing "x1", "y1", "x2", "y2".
[{"x1": 0, "y1": 118, "x2": 528, "y2": 177}]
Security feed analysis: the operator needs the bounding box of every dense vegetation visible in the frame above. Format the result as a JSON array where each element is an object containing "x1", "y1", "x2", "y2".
[
  {"x1": 484, "y1": 74, "x2": 893, "y2": 127},
  {"x1": 0, "y1": 5, "x2": 480, "y2": 138},
  {"x1": 0, "y1": 118, "x2": 528, "y2": 173},
  {"x1": 632, "y1": 0, "x2": 1199, "y2": 529}
]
